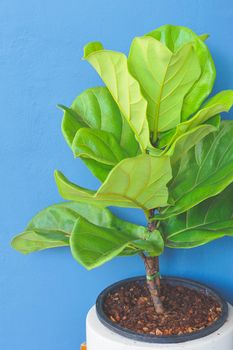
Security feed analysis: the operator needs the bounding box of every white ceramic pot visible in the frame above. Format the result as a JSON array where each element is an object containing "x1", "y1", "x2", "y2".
[
  {"x1": 86, "y1": 303, "x2": 233, "y2": 350},
  {"x1": 86, "y1": 277, "x2": 233, "y2": 350}
]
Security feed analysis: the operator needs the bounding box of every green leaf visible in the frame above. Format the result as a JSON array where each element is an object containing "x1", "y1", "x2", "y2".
[
  {"x1": 165, "y1": 123, "x2": 218, "y2": 164},
  {"x1": 72, "y1": 128, "x2": 128, "y2": 165},
  {"x1": 81, "y1": 158, "x2": 113, "y2": 183},
  {"x1": 157, "y1": 129, "x2": 176, "y2": 149},
  {"x1": 164, "y1": 90, "x2": 233, "y2": 159},
  {"x1": 176, "y1": 90, "x2": 233, "y2": 133},
  {"x1": 11, "y1": 230, "x2": 70, "y2": 254},
  {"x1": 59, "y1": 104, "x2": 88, "y2": 147},
  {"x1": 133, "y1": 231, "x2": 164, "y2": 256},
  {"x1": 12, "y1": 201, "x2": 158, "y2": 258},
  {"x1": 83, "y1": 41, "x2": 103, "y2": 56},
  {"x1": 158, "y1": 114, "x2": 220, "y2": 149},
  {"x1": 54, "y1": 171, "x2": 99, "y2": 205},
  {"x1": 96, "y1": 154, "x2": 172, "y2": 209},
  {"x1": 71, "y1": 217, "x2": 164, "y2": 269},
  {"x1": 55, "y1": 154, "x2": 172, "y2": 210},
  {"x1": 60, "y1": 87, "x2": 140, "y2": 181},
  {"x1": 67, "y1": 87, "x2": 139, "y2": 155},
  {"x1": 156, "y1": 121, "x2": 233, "y2": 219},
  {"x1": 161, "y1": 183, "x2": 233, "y2": 248},
  {"x1": 11, "y1": 202, "x2": 107, "y2": 254},
  {"x1": 199, "y1": 33, "x2": 210, "y2": 41},
  {"x1": 146, "y1": 24, "x2": 216, "y2": 121},
  {"x1": 128, "y1": 37, "x2": 201, "y2": 141},
  {"x1": 83, "y1": 44, "x2": 150, "y2": 151}
]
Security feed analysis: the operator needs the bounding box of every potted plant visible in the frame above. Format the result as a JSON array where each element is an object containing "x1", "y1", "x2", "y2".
[{"x1": 12, "y1": 24, "x2": 233, "y2": 349}]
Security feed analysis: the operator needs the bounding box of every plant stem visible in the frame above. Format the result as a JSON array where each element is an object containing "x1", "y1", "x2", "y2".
[
  {"x1": 141, "y1": 254, "x2": 164, "y2": 314},
  {"x1": 140, "y1": 209, "x2": 164, "y2": 314}
]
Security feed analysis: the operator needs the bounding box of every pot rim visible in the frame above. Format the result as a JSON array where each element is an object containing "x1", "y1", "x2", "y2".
[{"x1": 96, "y1": 275, "x2": 228, "y2": 344}]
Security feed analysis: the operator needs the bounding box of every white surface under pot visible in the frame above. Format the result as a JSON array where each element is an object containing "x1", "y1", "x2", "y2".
[{"x1": 86, "y1": 304, "x2": 233, "y2": 350}]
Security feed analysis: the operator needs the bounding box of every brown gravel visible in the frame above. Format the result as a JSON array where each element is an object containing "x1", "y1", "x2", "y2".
[{"x1": 103, "y1": 281, "x2": 222, "y2": 336}]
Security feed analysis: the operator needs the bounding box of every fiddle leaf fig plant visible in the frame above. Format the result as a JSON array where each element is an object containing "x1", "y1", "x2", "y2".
[{"x1": 12, "y1": 24, "x2": 233, "y2": 314}]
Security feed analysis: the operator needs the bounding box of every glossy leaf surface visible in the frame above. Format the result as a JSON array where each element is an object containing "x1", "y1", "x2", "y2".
[
  {"x1": 128, "y1": 37, "x2": 201, "y2": 140},
  {"x1": 71, "y1": 217, "x2": 164, "y2": 269},
  {"x1": 165, "y1": 122, "x2": 218, "y2": 164},
  {"x1": 146, "y1": 24, "x2": 216, "y2": 120},
  {"x1": 61, "y1": 87, "x2": 139, "y2": 181},
  {"x1": 83, "y1": 43, "x2": 150, "y2": 151},
  {"x1": 55, "y1": 154, "x2": 172, "y2": 210},
  {"x1": 72, "y1": 128, "x2": 128, "y2": 165},
  {"x1": 12, "y1": 201, "x2": 162, "y2": 259},
  {"x1": 163, "y1": 90, "x2": 233, "y2": 160},
  {"x1": 11, "y1": 202, "x2": 111, "y2": 254},
  {"x1": 81, "y1": 158, "x2": 112, "y2": 183},
  {"x1": 156, "y1": 121, "x2": 233, "y2": 219},
  {"x1": 161, "y1": 183, "x2": 233, "y2": 248}
]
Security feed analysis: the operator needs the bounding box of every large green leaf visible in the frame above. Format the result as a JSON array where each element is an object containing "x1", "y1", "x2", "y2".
[
  {"x1": 11, "y1": 202, "x2": 110, "y2": 254},
  {"x1": 12, "y1": 201, "x2": 161, "y2": 258},
  {"x1": 165, "y1": 122, "x2": 218, "y2": 164},
  {"x1": 72, "y1": 128, "x2": 128, "y2": 165},
  {"x1": 61, "y1": 87, "x2": 139, "y2": 153},
  {"x1": 146, "y1": 24, "x2": 216, "y2": 120},
  {"x1": 55, "y1": 154, "x2": 172, "y2": 210},
  {"x1": 156, "y1": 121, "x2": 233, "y2": 219},
  {"x1": 71, "y1": 217, "x2": 164, "y2": 269},
  {"x1": 167, "y1": 90, "x2": 233, "y2": 147},
  {"x1": 157, "y1": 114, "x2": 220, "y2": 149},
  {"x1": 96, "y1": 154, "x2": 172, "y2": 209},
  {"x1": 160, "y1": 183, "x2": 233, "y2": 248},
  {"x1": 60, "y1": 87, "x2": 140, "y2": 181},
  {"x1": 181, "y1": 90, "x2": 233, "y2": 129},
  {"x1": 83, "y1": 43, "x2": 150, "y2": 151},
  {"x1": 162, "y1": 90, "x2": 233, "y2": 160},
  {"x1": 128, "y1": 37, "x2": 201, "y2": 141}
]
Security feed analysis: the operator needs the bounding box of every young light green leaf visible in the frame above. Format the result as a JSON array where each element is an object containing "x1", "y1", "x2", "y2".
[
  {"x1": 71, "y1": 217, "x2": 164, "y2": 269},
  {"x1": 160, "y1": 183, "x2": 233, "y2": 248},
  {"x1": 55, "y1": 154, "x2": 172, "y2": 210},
  {"x1": 163, "y1": 90, "x2": 233, "y2": 159},
  {"x1": 83, "y1": 41, "x2": 103, "y2": 56},
  {"x1": 83, "y1": 44, "x2": 150, "y2": 151},
  {"x1": 199, "y1": 33, "x2": 210, "y2": 41},
  {"x1": 128, "y1": 37, "x2": 201, "y2": 141},
  {"x1": 96, "y1": 154, "x2": 172, "y2": 210},
  {"x1": 72, "y1": 128, "x2": 128, "y2": 165},
  {"x1": 146, "y1": 24, "x2": 216, "y2": 121},
  {"x1": 165, "y1": 122, "x2": 218, "y2": 164},
  {"x1": 156, "y1": 121, "x2": 233, "y2": 219},
  {"x1": 177, "y1": 90, "x2": 233, "y2": 133},
  {"x1": 158, "y1": 113, "x2": 220, "y2": 149}
]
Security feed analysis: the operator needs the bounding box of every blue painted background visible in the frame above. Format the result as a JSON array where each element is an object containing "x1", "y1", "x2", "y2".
[{"x1": 1, "y1": 0, "x2": 233, "y2": 348}]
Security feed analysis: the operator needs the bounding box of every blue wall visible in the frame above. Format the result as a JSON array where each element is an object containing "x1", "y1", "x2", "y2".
[{"x1": 1, "y1": 0, "x2": 233, "y2": 348}]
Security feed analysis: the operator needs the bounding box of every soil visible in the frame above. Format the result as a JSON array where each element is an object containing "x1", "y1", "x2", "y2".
[{"x1": 103, "y1": 281, "x2": 222, "y2": 336}]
